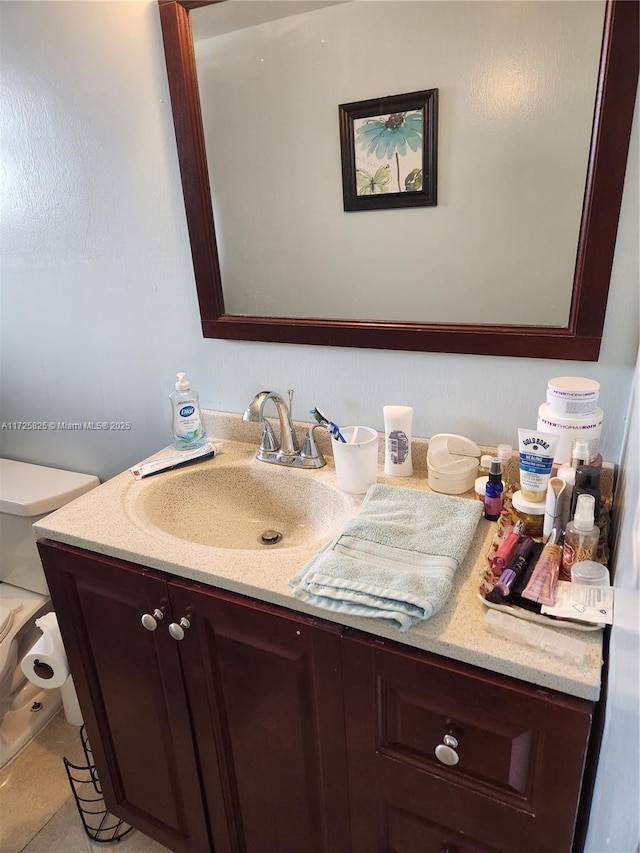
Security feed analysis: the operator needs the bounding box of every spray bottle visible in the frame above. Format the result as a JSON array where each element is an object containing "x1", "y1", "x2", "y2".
[
  {"x1": 484, "y1": 458, "x2": 504, "y2": 521},
  {"x1": 561, "y1": 493, "x2": 599, "y2": 581}
]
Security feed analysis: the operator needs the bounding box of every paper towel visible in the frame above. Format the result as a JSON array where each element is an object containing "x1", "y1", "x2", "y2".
[{"x1": 21, "y1": 612, "x2": 70, "y2": 689}]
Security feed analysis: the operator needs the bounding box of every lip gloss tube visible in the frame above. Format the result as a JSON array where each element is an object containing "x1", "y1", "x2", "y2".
[
  {"x1": 490, "y1": 523, "x2": 524, "y2": 576},
  {"x1": 493, "y1": 538, "x2": 534, "y2": 598}
]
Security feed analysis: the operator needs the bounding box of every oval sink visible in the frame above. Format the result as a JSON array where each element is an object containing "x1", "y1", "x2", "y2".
[{"x1": 129, "y1": 462, "x2": 353, "y2": 551}]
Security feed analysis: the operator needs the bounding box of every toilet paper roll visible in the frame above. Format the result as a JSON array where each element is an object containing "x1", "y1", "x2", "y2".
[{"x1": 21, "y1": 612, "x2": 70, "y2": 689}]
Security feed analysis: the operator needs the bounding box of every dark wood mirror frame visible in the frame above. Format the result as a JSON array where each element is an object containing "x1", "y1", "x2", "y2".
[{"x1": 159, "y1": 0, "x2": 638, "y2": 360}]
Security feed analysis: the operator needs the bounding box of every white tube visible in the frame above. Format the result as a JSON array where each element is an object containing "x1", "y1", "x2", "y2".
[
  {"x1": 130, "y1": 443, "x2": 215, "y2": 479},
  {"x1": 518, "y1": 429, "x2": 559, "y2": 503},
  {"x1": 383, "y1": 406, "x2": 413, "y2": 476}
]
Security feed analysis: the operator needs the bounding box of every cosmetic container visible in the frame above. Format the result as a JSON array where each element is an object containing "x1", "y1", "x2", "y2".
[
  {"x1": 497, "y1": 444, "x2": 514, "y2": 490},
  {"x1": 484, "y1": 610, "x2": 587, "y2": 665},
  {"x1": 493, "y1": 538, "x2": 534, "y2": 598},
  {"x1": 571, "y1": 560, "x2": 610, "y2": 587},
  {"x1": 383, "y1": 406, "x2": 413, "y2": 477},
  {"x1": 427, "y1": 434, "x2": 480, "y2": 495},
  {"x1": 490, "y1": 527, "x2": 522, "y2": 576},
  {"x1": 478, "y1": 455, "x2": 493, "y2": 478},
  {"x1": 474, "y1": 476, "x2": 488, "y2": 501},
  {"x1": 518, "y1": 429, "x2": 558, "y2": 502},
  {"x1": 546, "y1": 377, "x2": 600, "y2": 416},
  {"x1": 511, "y1": 491, "x2": 545, "y2": 539},
  {"x1": 484, "y1": 459, "x2": 503, "y2": 521},
  {"x1": 569, "y1": 465, "x2": 601, "y2": 523},
  {"x1": 561, "y1": 493, "x2": 599, "y2": 581},
  {"x1": 556, "y1": 441, "x2": 590, "y2": 532},
  {"x1": 521, "y1": 530, "x2": 562, "y2": 605},
  {"x1": 536, "y1": 404, "x2": 603, "y2": 465}
]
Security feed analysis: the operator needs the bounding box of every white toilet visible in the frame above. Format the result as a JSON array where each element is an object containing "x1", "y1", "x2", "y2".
[{"x1": 0, "y1": 458, "x2": 99, "y2": 768}]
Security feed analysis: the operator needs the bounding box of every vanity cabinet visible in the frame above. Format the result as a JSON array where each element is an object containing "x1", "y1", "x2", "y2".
[
  {"x1": 37, "y1": 539, "x2": 595, "y2": 853},
  {"x1": 37, "y1": 540, "x2": 350, "y2": 853},
  {"x1": 341, "y1": 631, "x2": 594, "y2": 853}
]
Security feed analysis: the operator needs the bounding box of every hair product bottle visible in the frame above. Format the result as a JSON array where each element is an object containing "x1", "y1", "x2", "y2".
[
  {"x1": 484, "y1": 458, "x2": 504, "y2": 521},
  {"x1": 561, "y1": 493, "x2": 599, "y2": 581}
]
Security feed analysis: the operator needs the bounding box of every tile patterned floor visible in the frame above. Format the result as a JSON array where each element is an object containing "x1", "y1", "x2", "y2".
[{"x1": 0, "y1": 712, "x2": 170, "y2": 853}]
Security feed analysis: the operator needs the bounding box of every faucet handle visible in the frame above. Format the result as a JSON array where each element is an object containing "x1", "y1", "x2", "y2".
[
  {"x1": 259, "y1": 420, "x2": 279, "y2": 453},
  {"x1": 300, "y1": 424, "x2": 326, "y2": 467}
]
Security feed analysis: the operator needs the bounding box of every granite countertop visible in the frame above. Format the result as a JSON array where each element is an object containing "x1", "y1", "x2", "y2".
[{"x1": 34, "y1": 411, "x2": 604, "y2": 701}]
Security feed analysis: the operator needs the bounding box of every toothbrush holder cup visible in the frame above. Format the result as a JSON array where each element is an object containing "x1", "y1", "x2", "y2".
[{"x1": 331, "y1": 426, "x2": 379, "y2": 494}]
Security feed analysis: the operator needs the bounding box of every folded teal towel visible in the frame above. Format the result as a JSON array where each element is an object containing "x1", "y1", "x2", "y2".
[{"x1": 289, "y1": 484, "x2": 483, "y2": 631}]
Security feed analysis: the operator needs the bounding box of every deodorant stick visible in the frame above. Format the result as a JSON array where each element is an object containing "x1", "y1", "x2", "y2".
[{"x1": 383, "y1": 406, "x2": 413, "y2": 477}]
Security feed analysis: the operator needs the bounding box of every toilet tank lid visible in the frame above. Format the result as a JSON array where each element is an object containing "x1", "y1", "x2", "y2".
[{"x1": 0, "y1": 459, "x2": 100, "y2": 517}]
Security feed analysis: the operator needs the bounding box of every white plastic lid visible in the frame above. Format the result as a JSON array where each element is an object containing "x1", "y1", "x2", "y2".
[
  {"x1": 547, "y1": 376, "x2": 600, "y2": 398},
  {"x1": 480, "y1": 454, "x2": 492, "y2": 469},
  {"x1": 0, "y1": 459, "x2": 100, "y2": 517},
  {"x1": 175, "y1": 372, "x2": 190, "y2": 391},
  {"x1": 571, "y1": 560, "x2": 610, "y2": 586},
  {"x1": 573, "y1": 493, "x2": 596, "y2": 531},
  {"x1": 497, "y1": 444, "x2": 512, "y2": 461},
  {"x1": 511, "y1": 490, "x2": 546, "y2": 515}
]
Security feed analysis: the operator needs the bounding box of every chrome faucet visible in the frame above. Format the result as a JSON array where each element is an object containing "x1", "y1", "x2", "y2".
[{"x1": 243, "y1": 390, "x2": 325, "y2": 468}]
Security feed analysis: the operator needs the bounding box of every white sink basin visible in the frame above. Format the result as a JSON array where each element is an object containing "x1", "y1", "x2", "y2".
[{"x1": 128, "y1": 461, "x2": 353, "y2": 551}]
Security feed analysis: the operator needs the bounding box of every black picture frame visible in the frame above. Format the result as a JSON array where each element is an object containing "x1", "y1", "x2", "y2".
[{"x1": 339, "y1": 89, "x2": 438, "y2": 212}]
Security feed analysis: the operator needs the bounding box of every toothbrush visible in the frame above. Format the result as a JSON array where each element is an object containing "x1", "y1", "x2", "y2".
[{"x1": 310, "y1": 407, "x2": 346, "y2": 442}]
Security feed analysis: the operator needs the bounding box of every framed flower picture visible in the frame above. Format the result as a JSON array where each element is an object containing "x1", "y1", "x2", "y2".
[{"x1": 339, "y1": 89, "x2": 438, "y2": 212}]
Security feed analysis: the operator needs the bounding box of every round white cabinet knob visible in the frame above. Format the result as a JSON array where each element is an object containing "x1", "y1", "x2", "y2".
[
  {"x1": 140, "y1": 609, "x2": 164, "y2": 631},
  {"x1": 168, "y1": 617, "x2": 191, "y2": 641},
  {"x1": 435, "y1": 734, "x2": 460, "y2": 766}
]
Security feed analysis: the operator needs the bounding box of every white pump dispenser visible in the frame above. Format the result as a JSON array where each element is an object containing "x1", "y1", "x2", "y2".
[{"x1": 170, "y1": 372, "x2": 207, "y2": 450}]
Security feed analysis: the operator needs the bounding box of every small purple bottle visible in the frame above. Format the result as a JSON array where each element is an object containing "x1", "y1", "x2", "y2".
[{"x1": 484, "y1": 458, "x2": 504, "y2": 522}]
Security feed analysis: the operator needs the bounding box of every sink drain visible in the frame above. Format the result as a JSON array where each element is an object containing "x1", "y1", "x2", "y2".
[{"x1": 260, "y1": 529, "x2": 283, "y2": 546}]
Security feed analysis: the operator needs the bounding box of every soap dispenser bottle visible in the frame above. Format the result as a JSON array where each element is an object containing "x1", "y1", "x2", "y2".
[{"x1": 170, "y1": 372, "x2": 207, "y2": 450}]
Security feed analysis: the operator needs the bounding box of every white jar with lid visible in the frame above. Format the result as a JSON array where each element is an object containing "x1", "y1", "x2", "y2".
[{"x1": 546, "y1": 377, "x2": 600, "y2": 416}]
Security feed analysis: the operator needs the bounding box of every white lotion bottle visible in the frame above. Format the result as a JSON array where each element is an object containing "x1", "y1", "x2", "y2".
[
  {"x1": 383, "y1": 405, "x2": 413, "y2": 477},
  {"x1": 170, "y1": 372, "x2": 207, "y2": 450}
]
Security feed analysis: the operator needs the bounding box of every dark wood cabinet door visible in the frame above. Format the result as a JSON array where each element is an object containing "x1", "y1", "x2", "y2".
[
  {"x1": 169, "y1": 579, "x2": 351, "y2": 853},
  {"x1": 37, "y1": 540, "x2": 213, "y2": 853},
  {"x1": 342, "y1": 630, "x2": 594, "y2": 853}
]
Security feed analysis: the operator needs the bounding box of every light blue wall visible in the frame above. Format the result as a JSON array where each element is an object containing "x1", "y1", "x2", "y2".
[
  {"x1": 1, "y1": 4, "x2": 639, "y2": 847},
  {"x1": 1, "y1": 0, "x2": 637, "y2": 486}
]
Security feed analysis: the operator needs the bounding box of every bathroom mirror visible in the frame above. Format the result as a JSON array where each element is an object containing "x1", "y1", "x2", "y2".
[{"x1": 159, "y1": 0, "x2": 638, "y2": 359}]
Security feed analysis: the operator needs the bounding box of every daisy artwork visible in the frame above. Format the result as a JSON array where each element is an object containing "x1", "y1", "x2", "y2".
[{"x1": 339, "y1": 89, "x2": 438, "y2": 212}]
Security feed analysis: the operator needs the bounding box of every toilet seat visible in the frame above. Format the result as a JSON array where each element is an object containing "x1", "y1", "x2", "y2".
[{"x1": 0, "y1": 601, "x2": 22, "y2": 645}]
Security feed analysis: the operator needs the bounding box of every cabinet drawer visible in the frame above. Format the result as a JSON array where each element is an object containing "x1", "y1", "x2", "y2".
[
  {"x1": 386, "y1": 803, "x2": 501, "y2": 853},
  {"x1": 342, "y1": 630, "x2": 594, "y2": 853}
]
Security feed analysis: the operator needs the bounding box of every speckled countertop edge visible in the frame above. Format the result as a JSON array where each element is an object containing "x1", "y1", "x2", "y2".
[{"x1": 33, "y1": 411, "x2": 603, "y2": 701}]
